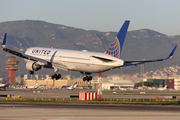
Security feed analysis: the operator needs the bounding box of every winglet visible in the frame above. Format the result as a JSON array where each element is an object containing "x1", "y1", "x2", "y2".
[
  {"x1": 2, "y1": 33, "x2": 7, "y2": 48},
  {"x1": 168, "y1": 45, "x2": 177, "y2": 58}
]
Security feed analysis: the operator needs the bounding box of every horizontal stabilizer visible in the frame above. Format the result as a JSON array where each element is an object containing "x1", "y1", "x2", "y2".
[{"x1": 92, "y1": 56, "x2": 113, "y2": 62}]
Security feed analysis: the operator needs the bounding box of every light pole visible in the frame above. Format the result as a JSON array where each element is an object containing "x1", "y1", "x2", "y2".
[
  {"x1": 120, "y1": 67, "x2": 123, "y2": 80},
  {"x1": 141, "y1": 64, "x2": 144, "y2": 88}
]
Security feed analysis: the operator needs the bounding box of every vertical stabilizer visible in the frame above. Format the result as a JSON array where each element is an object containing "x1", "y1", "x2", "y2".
[
  {"x1": 105, "y1": 20, "x2": 130, "y2": 58},
  {"x1": 4, "y1": 77, "x2": 10, "y2": 88}
]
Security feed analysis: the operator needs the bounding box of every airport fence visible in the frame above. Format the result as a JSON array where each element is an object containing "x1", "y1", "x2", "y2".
[{"x1": 0, "y1": 97, "x2": 180, "y2": 105}]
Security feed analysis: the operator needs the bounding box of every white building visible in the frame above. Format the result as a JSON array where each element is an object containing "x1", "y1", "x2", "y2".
[
  {"x1": 174, "y1": 78, "x2": 180, "y2": 90},
  {"x1": 101, "y1": 80, "x2": 134, "y2": 90}
]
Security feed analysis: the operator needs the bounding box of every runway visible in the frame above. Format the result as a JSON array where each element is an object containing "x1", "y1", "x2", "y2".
[
  {"x1": 0, "y1": 103, "x2": 180, "y2": 120},
  {"x1": 1, "y1": 89, "x2": 180, "y2": 119}
]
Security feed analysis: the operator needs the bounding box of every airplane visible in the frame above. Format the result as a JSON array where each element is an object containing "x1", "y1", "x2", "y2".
[
  {"x1": 26, "y1": 83, "x2": 38, "y2": 89},
  {"x1": 119, "y1": 87, "x2": 126, "y2": 91},
  {"x1": 61, "y1": 82, "x2": 77, "y2": 90},
  {"x1": 157, "y1": 85, "x2": 168, "y2": 91},
  {"x1": 0, "y1": 77, "x2": 10, "y2": 90},
  {"x1": 1, "y1": 20, "x2": 177, "y2": 81},
  {"x1": 146, "y1": 87, "x2": 153, "y2": 90}
]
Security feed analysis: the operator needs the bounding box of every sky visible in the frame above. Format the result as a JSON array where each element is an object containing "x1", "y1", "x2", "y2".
[{"x1": 0, "y1": 0, "x2": 180, "y2": 36}]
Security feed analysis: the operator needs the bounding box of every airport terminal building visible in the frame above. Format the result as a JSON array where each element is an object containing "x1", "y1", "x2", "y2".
[
  {"x1": 24, "y1": 75, "x2": 90, "y2": 88},
  {"x1": 20, "y1": 74, "x2": 180, "y2": 90},
  {"x1": 22, "y1": 75, "x2": 134, "y2": 90},
  {"x1": 93, "y1": 80, "x2": 134, "y2": 90},
  {"x1": 143, "y1": 78, "x2": 180, "y2": 90}
]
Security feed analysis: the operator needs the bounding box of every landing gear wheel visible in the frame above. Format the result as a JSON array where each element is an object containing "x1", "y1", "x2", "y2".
[
  {"x1": 51, "y1": 74, "x2": 61, "y2": 80},
  {"x1": 83, "y1": 76, "x2": 92, "y2": 81},
  {"x1": 86, "y1": 76, "x2": 89, "y2": 81},
  {"x1": 29, "y1": 71, "x2": 34, "y2": 74},
  {"x1": 51, "y1": 75, "x2": 55, "y2": 79},
  {"x1": 89, "y1": 76, "x2": 92, "y2": 80},
  {"x1": 87, "y1": 76, "x2": 90, "y2": 82},
  {"x1": 83, "y1": 77, "x2": 86, "y2": 81},
  {"x1": 58, "y1": 74, "x2": 61, "y2": 79},
  {"x1": 54, "y1": 74, "x2": 58, "y2": 79}
]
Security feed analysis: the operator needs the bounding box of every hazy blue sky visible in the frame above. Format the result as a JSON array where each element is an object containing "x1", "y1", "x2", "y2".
[{"x1": 0, "y1": 0, "x2": 180, "y2": 35}]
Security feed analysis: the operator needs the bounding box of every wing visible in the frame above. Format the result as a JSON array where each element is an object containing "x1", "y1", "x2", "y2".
[
  {"x1": 123, "y1": 45, "x2": 177, "y2": 67},
  {"x1": 2, "y1": 34, "x2": 36, "y2": 61},
  {"x1": 2, "y1": 33, "x2": 68, "y2": 71}
]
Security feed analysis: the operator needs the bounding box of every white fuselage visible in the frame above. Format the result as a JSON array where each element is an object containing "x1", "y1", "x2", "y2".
[
  {"x1": 24, "y1": 47, "x2": 124, "y2": 73},
  {"x1": 157, "y1": 85, "x2": 167, "y2": 91},
  {"x1": 0, "y1": 84, "x2": 6, "y2": 87},
  {"x1": 26, "y1": 86, "x2": 36, "y2": 89}
]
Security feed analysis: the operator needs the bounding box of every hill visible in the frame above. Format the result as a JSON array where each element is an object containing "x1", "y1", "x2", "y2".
[{"x1": 0, "y1": 20, "x2": 180, "y2": 78}]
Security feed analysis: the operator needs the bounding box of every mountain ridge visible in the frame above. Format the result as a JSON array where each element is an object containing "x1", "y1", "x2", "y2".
[{"x1": 0, "y1": 20, "x2": 179, "y2": 78}]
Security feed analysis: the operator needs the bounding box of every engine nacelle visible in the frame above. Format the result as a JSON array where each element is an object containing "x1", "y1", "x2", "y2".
[{"x1": 26, "y1": 61, "x2": 41, "y2": 71}]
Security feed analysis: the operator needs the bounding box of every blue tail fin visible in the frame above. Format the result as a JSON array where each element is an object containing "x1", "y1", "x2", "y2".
[
  {"x1": 105, "y1": 20, "x2": 130, "y2": 58},
  {"x1": 4, "y1": 77, "x2": 10, "y2": 87}
]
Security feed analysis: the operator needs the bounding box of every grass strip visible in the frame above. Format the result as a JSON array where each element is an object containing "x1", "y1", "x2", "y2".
[{"x1": 0, "y1": 98, "x2": 180, "y2": 106}]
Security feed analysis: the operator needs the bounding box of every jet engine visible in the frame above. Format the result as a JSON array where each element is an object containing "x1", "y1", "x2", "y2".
[{"x1": 26, "y1": 61, "x2": 41, "y2": 71}]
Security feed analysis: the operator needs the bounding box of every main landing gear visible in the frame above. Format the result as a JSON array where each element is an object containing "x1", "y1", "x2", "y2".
[
  {"x1": 80, "y1": 72, "x2": 92, "y2": 82},
  {"x1": 51, "y1": 74, "x2": 61, "y2": 80},
  {"x1": 29, "y1": 69, "x2": 61, "y2": 80},
  {"x1": 83, "y1": 76, "x2": 92, "y2": 82},
  {"x1": 51, "y1": 68, "x2": 61, "y2": 80}
]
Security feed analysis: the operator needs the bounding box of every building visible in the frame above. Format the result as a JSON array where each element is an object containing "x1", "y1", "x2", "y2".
[
  {"x1": 143, "y1": 78, "x2": 180, "y2": 90},
  {"x1": 24, "y1": 75, "x2": 90, "y2": 88},
  {"x1": 91, "y1": 79, "x2": 134, "y2": 90},
  {"x1": 23, "y1": 75, "x2": 134, "y2": 90},
  {"x1": 146, "y1": 79, "x2": 165, "y2": 88},
  {"x1": 15, "y1": 75, "x2": 24, "y2": 85},
  {"x1": 174, "y1": 79, "x2": 180, "y2": 90}
]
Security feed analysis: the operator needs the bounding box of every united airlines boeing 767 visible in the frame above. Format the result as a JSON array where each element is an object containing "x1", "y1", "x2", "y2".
[{"x1": 1, "y1": 21, "x2": 177, "y2": 81}]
